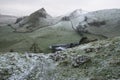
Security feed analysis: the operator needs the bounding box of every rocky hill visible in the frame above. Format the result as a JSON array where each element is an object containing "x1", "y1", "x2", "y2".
[
  {"x1": 61, "y1": 9, "x2": 87, "y2": 21},
  {"x1": 1, "y1": 8, "x2": 120, "y2": 53},
  {"x1": 0, "y1": 37, "x2": 120, "y2": 80},
  {"x1": 11, "y1": 8, "x2": 120, "y2": 38},
  {"x1": 68, "y1": 9, "x2": 87, "y2": 19},
  {"x1": 75, "y1": 9, "x2": 120, "y2": 38},
  {"x1": 12, "y1": 8, "x2": 61, "y2": 32}
]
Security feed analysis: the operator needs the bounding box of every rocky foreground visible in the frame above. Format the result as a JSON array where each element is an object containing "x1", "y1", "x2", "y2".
[{"x1": 0, "y1": 37, "x2": 120, "y2": 80}]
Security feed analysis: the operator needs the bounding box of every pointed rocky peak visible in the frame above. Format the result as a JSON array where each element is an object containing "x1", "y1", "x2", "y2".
[
  {"x1": 30, "y1": 8, "x2": 51, "y2": 18},
  {"x1": 69, "y1": 9, "x2": 87, "y2": 18},
  {"x1": 36, "y1": 8, "x2": 46, "y2": 13},
  {"x1": 72, "y1": 9, "x2": 87, "y2": 14},
  {"x1": 72, "y1": 9, "x2": 82, "y2": 13}
]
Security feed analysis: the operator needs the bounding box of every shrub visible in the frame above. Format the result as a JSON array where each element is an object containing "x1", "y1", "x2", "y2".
[{"x1": 30, "y1": 43, "x2": 43, "y2": 53}]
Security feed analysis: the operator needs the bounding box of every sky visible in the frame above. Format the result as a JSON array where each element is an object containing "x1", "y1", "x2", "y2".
[{"x1": 0, "y1": 0, "x2": 120, "y2": 17}]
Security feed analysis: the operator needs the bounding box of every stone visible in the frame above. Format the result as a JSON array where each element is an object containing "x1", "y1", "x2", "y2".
[{"x1": 72, "y1": 55, "x2": 91, "y2": 67}]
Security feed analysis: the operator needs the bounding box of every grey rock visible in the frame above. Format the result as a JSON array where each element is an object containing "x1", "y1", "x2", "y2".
[{"x1": 72, "y1": 55, "x2": 91, "y2": 67}]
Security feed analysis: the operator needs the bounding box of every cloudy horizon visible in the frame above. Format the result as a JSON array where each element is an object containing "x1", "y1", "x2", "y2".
[{"x1": 0, "y1": 0, "x2": 120, "y2": 17}]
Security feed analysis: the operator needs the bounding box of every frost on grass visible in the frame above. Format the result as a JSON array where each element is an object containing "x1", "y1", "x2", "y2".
[
  {"x1": 0, "y1": 37, "x2": 120, "y2": 80},
  {"x1": 0, "y1": 53, "x2": 56, "y2": 80}
]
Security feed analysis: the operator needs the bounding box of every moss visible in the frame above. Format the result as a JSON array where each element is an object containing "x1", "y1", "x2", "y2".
[{"x1": 29, "y1": 43, "x2": 43, "y2": 53}]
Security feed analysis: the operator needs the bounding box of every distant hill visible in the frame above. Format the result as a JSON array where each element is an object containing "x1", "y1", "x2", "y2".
[
  {"x1": 68, "y1": 9, "x2": 87, "y2": 19},
  {"x1": 12, "y1": 8, "x2": 61, "y2": 32},
  {"x1": 0, "y1": 14, "x2": 17, "y2": 26},
  {"x1": 61, "y1": 9, "x2": 87, "y2": 21},
  {"x1": 11, "y1": 8, "x2": 120, "y2": 37},
  {"x1": 73, "y1": 9, "x2": 120, "y2": 37},
  {"x1": 0, "y1": 8, "x2": 120, "y2": 53},
  {"x1": 11, "y1": 8, "x2": 87, "y2": 32}
]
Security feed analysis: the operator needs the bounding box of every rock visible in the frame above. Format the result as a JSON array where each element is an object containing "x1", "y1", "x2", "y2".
[
  {"x1": 84, "y1": 48, "x2": 94, "y2": 53},
  {"x1": 50, "y1": 52, "x2": 67, "y2": 61},
  {"x1": 72, "y1": 55, "x2": 91, "y2": 67}
]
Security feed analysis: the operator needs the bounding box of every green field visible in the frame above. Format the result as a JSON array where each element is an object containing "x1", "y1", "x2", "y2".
[{"x1": 0, "y1": 21, "x2": 105, "y2": 53}]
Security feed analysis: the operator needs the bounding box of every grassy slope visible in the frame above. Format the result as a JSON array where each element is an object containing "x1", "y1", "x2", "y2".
[
  {"x1": 0, "y1": 20, "x2": 106, "y2": 53},
  {"x1": 0, "y1": 37, "x2": 119, "y2": 80},
  {"x1": 53, "y1": 37, "x2": 120, "y2": 80},
  {"x1": 84, "y1": 9, "x2": 120, "y2": 37},
  {"x1": 0, "y1": 21, "x2": 80, "y2": 53}
]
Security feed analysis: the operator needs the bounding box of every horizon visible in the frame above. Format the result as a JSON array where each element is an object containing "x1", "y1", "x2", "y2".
[{"x1": 0, "y1": 0, "x2": 120, "y2": 17}]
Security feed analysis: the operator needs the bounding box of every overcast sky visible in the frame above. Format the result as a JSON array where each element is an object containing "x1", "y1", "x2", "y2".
[{"x1": 0, "y1": 0, "x2": 120, "y2": 17}]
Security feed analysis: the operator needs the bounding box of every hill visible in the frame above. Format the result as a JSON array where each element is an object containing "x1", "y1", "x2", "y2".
[
  {"x1": 0, "y1": 19, "x2": 104, "y2": 53},
  {"x1": 12, "y1": 8, "x2": 61, "y2": 32},
  {"x1": 0, "y1": 37, "x2": 120, "y2": 80},
  {"x1": 68, "y1": 9, "x2": 87, "y2": 19},
  {"x1": 0, "y1": 14, "x2": 17, "y2": 26},
  {"x1": 0, "y1": 8, "x2": 120, "y2": 53},
  {"x1": 75, "y1": 9, "x2": 120, "y2": 37}
]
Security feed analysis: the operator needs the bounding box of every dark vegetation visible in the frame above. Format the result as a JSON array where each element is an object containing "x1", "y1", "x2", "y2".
[
  {"x1": 88, "y1": 20, "x2": 106, "y2": 27},
  {"x1": 30, "y1": 43, "x2": 43, "y2": 53},
  {"x1": 50, "y1": 37, "x2": 98, "y2": 52},
  {"x1": 15, "y1": 17, "x2": 25, "y2": 24},
  {"x1": 61, "y1": 16, "x2": 70, "y2": 21}
]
